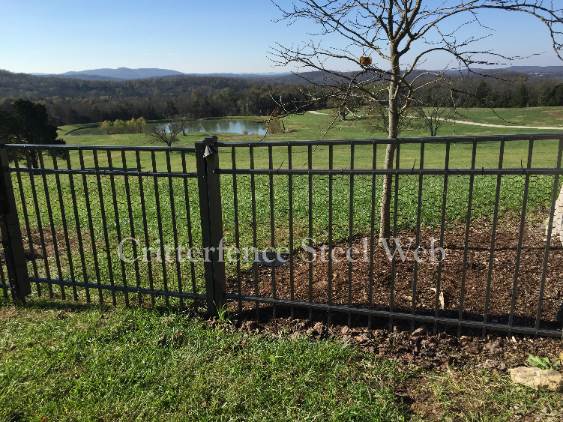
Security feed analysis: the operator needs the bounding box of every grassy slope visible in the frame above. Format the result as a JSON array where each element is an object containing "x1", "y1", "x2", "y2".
[
  {"x1": 0, "y1": 306, "x2": 560, "y2": 421},
  {"x1": 60, "y1": 106, "x2": 563, "y2": 141},
  {"x1": 454, "y1": 106, "x2": 563, "y2": 127}
]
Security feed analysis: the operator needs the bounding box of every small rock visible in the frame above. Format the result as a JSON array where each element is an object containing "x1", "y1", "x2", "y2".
[
  {"x1": 438, "y1": 292, "x2": 446, "y2": 310},
  {"x1": 354, "y1": 334, "x2": 370, "y2": 344},
  {"x1": 411, "y1": 327, "x2": 426, "y2": 338},
  {"x1": 241, "y1": 320, "x2": 258, "y2": 332},
  {"x1": 340, "y1": 326, "x2": 351, "y2": 335},
  {"x1": 307, "y1": 321, "x2": 325, "y2": 337},
  {"x1": 412, "y1": 337, "x2": 422, "y2": 355},
  {"x1": 484, "y1": 338, "x2": 503, "y2": 355},
  {"x1": 482, "y1": 359, "x2": 506, "y2": 371},
  {"x1": 509, "y1": 367, "x2": 562, "y2": 392}
]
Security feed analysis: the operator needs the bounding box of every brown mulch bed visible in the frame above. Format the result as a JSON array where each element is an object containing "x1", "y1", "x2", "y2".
[{"x1": 227, "y1": 215, "x2": 563, "y2": 328}]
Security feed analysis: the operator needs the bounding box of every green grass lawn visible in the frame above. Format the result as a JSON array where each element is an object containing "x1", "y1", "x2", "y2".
[
  {"x1": 0, "y1": 305, "x2": 560, "y2": 421},
  {"x1": 454, "y1": 107, "x2": 563, "y2": 127}
]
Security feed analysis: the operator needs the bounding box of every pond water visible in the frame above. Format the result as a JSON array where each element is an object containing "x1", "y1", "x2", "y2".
[{"x1": 160, "y1": 119, "x2": 267, "y2": 136}]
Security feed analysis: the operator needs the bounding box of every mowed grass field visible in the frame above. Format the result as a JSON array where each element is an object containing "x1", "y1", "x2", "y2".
[
  {"x1": 0, "y1": 306, "x2": 561, "y2": 421},
  {"x1": 1, "y1": 107, "x2": 562, "y2": 420}
]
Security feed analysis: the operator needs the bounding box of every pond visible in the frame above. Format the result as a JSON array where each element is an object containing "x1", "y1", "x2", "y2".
[{"x1": 160, "y1": 119, "x2": 267, "y2": 136}]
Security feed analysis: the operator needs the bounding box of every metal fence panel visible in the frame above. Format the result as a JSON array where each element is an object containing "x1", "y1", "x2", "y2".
[{"x1": 0, "y1": 135, "x2": 561, "y2": 338}]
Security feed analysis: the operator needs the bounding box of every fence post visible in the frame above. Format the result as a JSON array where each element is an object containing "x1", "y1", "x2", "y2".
[
  {"x1": 0, "y1": 146, "x2": 30, "y2": 301},
  {"x1": 196, "y1": 136, "x2": 226, "y2": 315}
]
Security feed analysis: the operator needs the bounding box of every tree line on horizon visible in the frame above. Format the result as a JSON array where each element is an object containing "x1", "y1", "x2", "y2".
[{"x1": 0, "y1": 70, "x2": 562, "y2": 125}]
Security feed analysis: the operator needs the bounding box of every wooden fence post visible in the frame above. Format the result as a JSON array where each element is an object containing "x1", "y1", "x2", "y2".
[
  {"x1": 196, "y1": 136, "x2": 226, "y2": 315},
  {"x1": 0, "y1": 146, "x2": 30, "y2": 301}
]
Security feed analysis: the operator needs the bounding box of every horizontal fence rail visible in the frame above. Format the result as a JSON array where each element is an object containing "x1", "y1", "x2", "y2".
[{"x1": 0, "y1": 135, "x2": 562, "y2": 338}]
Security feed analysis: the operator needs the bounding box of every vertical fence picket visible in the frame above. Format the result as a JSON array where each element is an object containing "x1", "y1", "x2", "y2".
[
  {"x1": 267, "y1": 145, "x2": 277, "y2": 318},
  {"x1": 508, "y1": 140, "x2": 534, "y2": 332},
  {"x1": 107, "y1": 150, "x2": 128, "y2": 305},
  {"x1": 458, "y1": 139, "x2": 478, "y2": 335},
  {"x1": 66, "y1": 152, "x2": 90, "y2": 303},
  {"x1": 79, "y1": 150, "x2": 103, "y2": 304},
  {"x1": 121, "y1": 151, "x2": 142, "y2": 305},
  {"x1": 535, "y1": 138, "x2": 563, "y2": 334},
  {"x1": 231, "y1": 147, "x2": 242, "y2": 313},
  {"x1": 411, "y1": 141, "x2": 425, "y2": 329},
  {"x1": 27, "y1": 151, "x2": 53, "y2": 297},
  {"x1": 367, "y1": 142, "x2": 377, "y2": 330},
  {"x1": 434, "y1": 141, "x2": 450, "y2": 333},
  {"x1": 13, "y1": 158, "x2": 40, "y2": 295},
  {"x1": 347, "y1": 144, "x2": 355, "y2": 326},
  {"x1": 38, "y1": 151, "x2": 65, "y2": 299},
  {"x1": 307, "y1": 144, "x2": 314, "y2": 320},
  {"x1": 52, "y1": 153, "x2": 77, "y2": 300}
]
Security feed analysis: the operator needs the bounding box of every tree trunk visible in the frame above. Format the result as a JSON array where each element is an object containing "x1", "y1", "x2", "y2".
[
  {"x1": 379, "y1": 53, "x2": 400, "y2": 242},
  {"x1": 548, "y1": 184, "x2": 563, "y2": 246}
]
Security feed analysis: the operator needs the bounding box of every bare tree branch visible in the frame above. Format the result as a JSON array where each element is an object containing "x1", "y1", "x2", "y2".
[{"x1": 271, "y1": 0, "x2": 562, "y2": 240}]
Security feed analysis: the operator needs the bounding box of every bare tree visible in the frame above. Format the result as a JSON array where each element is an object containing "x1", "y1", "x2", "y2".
[
  {"x1": 413, "y1": 80, "x2": 458, "y2": 136},
  {"x1": 176, "y1": 116, "x2": 188, "y2": 136},
  {"x1": 272, "y1": 0, "x2": 562, "y2": 240},
  {"x1": 149, "y1": 120, "x2": 184, "y2": 147}
]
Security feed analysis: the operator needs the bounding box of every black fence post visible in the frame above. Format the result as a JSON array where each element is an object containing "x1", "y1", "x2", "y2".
[
  {"x1": 0, "y1": 146, "x2": 30, "y2": 301},
  {"x1": 196, "y1": 136, "x2": 226, "y2": 315}
]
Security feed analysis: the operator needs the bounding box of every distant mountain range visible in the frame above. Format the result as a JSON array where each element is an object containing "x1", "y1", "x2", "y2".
[
  {"x1": 36, "y1": 67, "x2": 186, "y2": 81},
  {"x1": 28, "y1": 65, "x2": 563, "y2": 81},
  {"x1": 1, "y1": 65, "x2": 562, "y2": 102}
]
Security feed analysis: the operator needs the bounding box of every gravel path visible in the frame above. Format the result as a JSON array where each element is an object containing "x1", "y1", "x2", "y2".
[{"x1": 446, "y1": 118, "x2": 563, "y2": 131}]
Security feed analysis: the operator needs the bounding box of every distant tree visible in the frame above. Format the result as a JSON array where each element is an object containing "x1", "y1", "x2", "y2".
[
  {"x1": 475, "y1": 81, "x2": 490, "y2": 106},
  {"x1": 165, "y1": 100, "x2": 178, "y2": 117},
  {"x1": 113, "y1": 119, "x2": 126, "y2": 133},
  {"x1": 126, "y1": 118, "x2": 137, "y2": 132},
  {"x1": 172, "y1": 116, "x2": 188, "y2": 136},
  {"x1": 327, "y1": 96, "x2": 363, "y2": 121},
  {"x1": 414, "y1": 81, "x2": 457, "y2": 136},
  {"x1": 266, "y1": 108, "x2": 286, "y2": 134},
  {"x1": 149, "y1": 120, "x2": 183, "y2": 147},
  {"x1": 267, "y1": 116, "x2": 286, "y2": 134},
  {"x1": 100, "y1": 120, "x2": 113, "y2": 133},
  {"x1": 544, "y1": 84, "x2": 563, "y2": 106},
  {"x1": 514, "y1": 83, "x2": 530, "y2": 107},
  {"x1": 135, "y1": 117, "x2": 147, "y2": 133},
  {"x1": 0, "y1": 99, "x2": 64, "y2": 166}
]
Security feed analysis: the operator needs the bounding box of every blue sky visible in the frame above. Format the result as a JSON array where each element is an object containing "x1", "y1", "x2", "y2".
[{"x1": 0, "y1": 0, "x2": 560, "y2": 74}]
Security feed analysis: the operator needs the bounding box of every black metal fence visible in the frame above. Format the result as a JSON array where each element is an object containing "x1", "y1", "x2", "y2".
[{"x1": 1, "y1": 134, "x2": 562, "y2": 337}]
